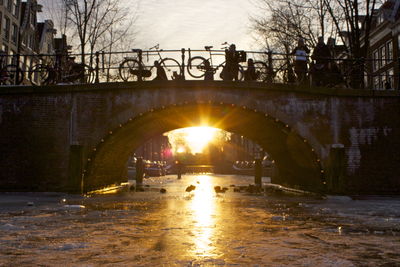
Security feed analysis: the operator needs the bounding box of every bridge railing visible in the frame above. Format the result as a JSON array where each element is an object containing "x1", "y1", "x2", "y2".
[{"x1": 0, "y1": 48, "x2": 398, "y2": 91}]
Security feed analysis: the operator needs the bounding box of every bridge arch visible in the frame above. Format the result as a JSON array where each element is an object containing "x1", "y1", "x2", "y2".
[{"x1": 83, "y1": 103, "x2": 325, "y2": 192}]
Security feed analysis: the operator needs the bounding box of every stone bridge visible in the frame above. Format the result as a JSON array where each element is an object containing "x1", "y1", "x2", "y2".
[{"x1": 0, "y1": 81, "x2": 399, "y2": 194}]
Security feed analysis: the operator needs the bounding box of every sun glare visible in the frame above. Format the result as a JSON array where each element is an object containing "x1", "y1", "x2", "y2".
[
  {"x1": 167, "y1": 126, "x2": 222, "y2": 154},
  {"x1": 185, "y1": 127, "x2": 218, "y2": 154}
]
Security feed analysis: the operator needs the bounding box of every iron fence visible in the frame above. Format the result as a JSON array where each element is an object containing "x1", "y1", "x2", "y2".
[{"x1": 0, "y1": 47, "x2": 399, "y2": 91}]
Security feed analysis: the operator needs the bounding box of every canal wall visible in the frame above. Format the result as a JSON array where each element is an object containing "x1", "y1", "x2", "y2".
[{"x1": 0, "y1": 82, "x2": 399, "y2": 193}]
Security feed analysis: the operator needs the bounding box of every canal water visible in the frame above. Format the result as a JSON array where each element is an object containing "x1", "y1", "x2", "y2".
[{"x1": 0, "y1": 174, "x2": 399, "y2": 266}]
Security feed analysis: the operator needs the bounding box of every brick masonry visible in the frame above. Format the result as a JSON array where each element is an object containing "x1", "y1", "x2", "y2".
[{"x1": 0, "y1": 81, "x2": 399, "y2": 193}]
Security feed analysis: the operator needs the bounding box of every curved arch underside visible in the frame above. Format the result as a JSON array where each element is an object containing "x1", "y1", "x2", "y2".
[{"x1": 84, "y1": 104, "x2": 323, "y2": 191}]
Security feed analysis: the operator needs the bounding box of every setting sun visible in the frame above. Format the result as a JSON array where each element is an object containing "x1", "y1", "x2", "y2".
[
  {"x1": 184, "y1": 127, "x2": 218, "y2": 154},
  {"x1": 166, "y1": 126, "x2": 226, "y2": 154}
]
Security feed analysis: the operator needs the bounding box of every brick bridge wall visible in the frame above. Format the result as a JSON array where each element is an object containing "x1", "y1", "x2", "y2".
[{"x1": 0, "y1": 81, "x2": 399, "y2": 193}]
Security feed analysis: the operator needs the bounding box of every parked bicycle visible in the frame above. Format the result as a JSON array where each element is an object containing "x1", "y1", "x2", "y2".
[
  {"x1": 187, "y1": 44, "x2": 247, "y2": 80},
  {"x1": 28, "y1": 56, "x2": 95, "y2": 86},
  {"x1": 118, "y1": 45, "x2": 182, "y2": 82},
  {"x1": 0, "y1": 54, "x2": 23, "y2": 85}
]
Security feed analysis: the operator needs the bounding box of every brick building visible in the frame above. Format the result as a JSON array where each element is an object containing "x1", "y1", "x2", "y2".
[
  {"x1": 367, "y1": 0, "x2": 400, "y2": 90},
  {"x1": 0, "y1": 0, "x2": 21, "y2": 66},
  {"x1": 1, "y1": 0, "x2": 60, "y2": 84}
]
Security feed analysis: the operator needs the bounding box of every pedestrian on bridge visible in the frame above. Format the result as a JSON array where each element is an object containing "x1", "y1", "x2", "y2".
[
  {"x1": 204, "y1": 60, "x2": 214, "y2": 81},
  {"x1": 312, "y1": 37, "x2": 331, "y2": 66},
  {"x1": 153, "y1": 60, "x2": 168, "y2": 81},
  {"x1": 244, "y1": 58, "x2": 257, "y2": 81},
  {"x1": 291, "y1": 38, "x2": 310, "y2": 83},
  {"x1": 223, "y1": 44, "x2": 240, "y2": 81}
]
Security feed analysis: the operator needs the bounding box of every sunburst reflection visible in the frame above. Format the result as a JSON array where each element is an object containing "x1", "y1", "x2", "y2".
[{"x1": 189, "y1": 175, "x2": 218, "y2": 256}]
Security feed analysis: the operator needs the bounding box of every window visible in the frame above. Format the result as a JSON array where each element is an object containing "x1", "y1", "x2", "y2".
[
  {"x1": 1, "y1": 44, "x2": 9, "y2": 64},
  {"x1": 373, "y1": 76, "x2": 380, "y2": 90},
  {"x1": 30, "y1": 12, "x2": 35, "y2": 26},
  {"x1": 373, "y1": 50, "x2": 379, "y2": 72},
  {"x1": 11, "y1": 23, "x2": 17, "y2": 44},
  {"x1": 3, "y1": 16, "x2": 10, "y2": 41},
  {"x1": 12, "y1": 0, "x2": 19, "y2": 17},
  {"x1": 398, "y1": 35, "x2": 400, "y2": 52},
  {"x1": 386, "y1": 41, "x2": 393, "y2": 63},
  {"x1": 379, "y1": 45, "x2": 386, "y2": 68},
  {"x1": 386, "y1": 69, "x2": 394, "y2": 90},
  {"x1": 25, "y1": 57, "x2": 31, "y2": 74},
  {"x1": 6, "y1": 0, "x2": 11, "y2": 11},
  {"x1": 380, "y1": 72, "x2": 386, "y2": 90},
  {"x1": 10, "y1": 50, "x2": 16, "y2": 65},
  {"x1": 28, "y1": 34, "x2": 34, "y2": 49},
  {"x1": 377, "y1": 11, "x2": 385, "y2": 25}
]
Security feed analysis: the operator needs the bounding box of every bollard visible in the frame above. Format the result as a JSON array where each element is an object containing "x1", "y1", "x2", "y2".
[
  {"x1": 135, "y1": 157, "x2": 144, "y2": 188},
  {"x1": 254, "y1": 158, "x2": 262, "y2": 187},
  {"x1": 176, "y1": 160, "x2": 182, "y2": 179}
]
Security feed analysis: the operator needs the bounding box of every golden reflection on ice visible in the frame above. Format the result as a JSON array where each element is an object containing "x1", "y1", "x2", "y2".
[{"x1": 189, "y1": 175, "x2": 217, "y2": 256}]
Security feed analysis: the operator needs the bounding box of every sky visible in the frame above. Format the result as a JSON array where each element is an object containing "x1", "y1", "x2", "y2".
[
  {"x1": 134, "y1": 0, "x2": 259, "y2": 50},
  {"x1": 38, "y1": 0, "x2": 262, "y2": 51}
]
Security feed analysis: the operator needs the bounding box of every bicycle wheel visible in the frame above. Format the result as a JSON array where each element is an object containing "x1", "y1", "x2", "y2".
[
  {"x1": 157, "y1": 58, "x2": 182, "y2": 80},
  {"x1": 119, "y1": 59, "x2": 142, "y2": 82},
  {"x1": 187, "y1": 56, "x2": 207, "y2": 78},
  {"x1": 29, "y1": 64, "x2": 52, "y2": 86},
  {"x1": 1, "y1": 65, "x2": 23, "y2": 85},
  {"x1": 82, "y1": 64, "x2": 95, "y2": 84},
  {"x1": 253, "y1": 61, "x2": 270, "y2": 82}
]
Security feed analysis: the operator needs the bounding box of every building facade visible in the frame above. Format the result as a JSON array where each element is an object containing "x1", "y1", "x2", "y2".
[
  {"x1": 367, "y1": 0, "x2": 400, "y2": 90},
  {"x1": 0, "y1": 0, "x2": 21, "y2": 66}
]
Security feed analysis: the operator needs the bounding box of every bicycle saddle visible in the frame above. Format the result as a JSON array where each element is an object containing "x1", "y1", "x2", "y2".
[{"x1": 205, "y1": 46, "x2": 213, "y2": 50}]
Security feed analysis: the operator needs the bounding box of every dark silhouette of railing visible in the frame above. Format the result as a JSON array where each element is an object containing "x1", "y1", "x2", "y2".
[{"x1": 0, "y1": 47, "x2": 399, "y2": 91}]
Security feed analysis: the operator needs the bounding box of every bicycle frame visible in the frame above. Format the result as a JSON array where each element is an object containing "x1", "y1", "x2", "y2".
[{"x1": 204, "y1": 47, "x2": 225, "y2": 71}]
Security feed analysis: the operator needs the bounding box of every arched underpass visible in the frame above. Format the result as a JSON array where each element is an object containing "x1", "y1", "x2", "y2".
[{"x1": 84, "y1": 104, "x2": 324, "y2": 192}]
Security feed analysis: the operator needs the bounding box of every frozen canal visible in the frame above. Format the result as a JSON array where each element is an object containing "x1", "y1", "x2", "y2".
[{"x1": 0, "y1": 174, "x2": 399, "y2": 266}]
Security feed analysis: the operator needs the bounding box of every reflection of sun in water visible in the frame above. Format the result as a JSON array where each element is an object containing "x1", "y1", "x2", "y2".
[
  {"x1": 167, "y1": 126, "x2": 221, "y2": 154},
  {"x1": 189, "y1": 175, "x2": 217, "y2": 256}
]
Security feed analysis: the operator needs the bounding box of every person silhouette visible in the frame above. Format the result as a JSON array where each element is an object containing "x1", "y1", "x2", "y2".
[
  {"x1": 291, "y1": 38, "x2": 310, "y2": 83},
  {"x1": 153, "y1": 60, "x2": 168, "y2": 81},
  {"x1": 223, "y1": 44, "x2": 240, "y2": 81},
  {"x1": 311, "y1": 37, "x2": 333, "y2": 86},
  {"x1": 244, "y1": 58, "x2": 257, "y2": 81},
  {"x1": 312, "y1": 37, "x2": 331, "y2": 67},
  {"x1": 204, "y1": 60, "x2": 214, "y2": 80}
]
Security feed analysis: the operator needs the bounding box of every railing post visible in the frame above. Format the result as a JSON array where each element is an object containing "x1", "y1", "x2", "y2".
[
  {"x1": 101, "y1": 51, "x2": 105, "y2": 72},
  {"x1": 181, "y1": 48, "x2": 186, "y2": 80},
  {"x1": 95, "y1": 51, "x2": 100, "y2": 83},
  {"x1": 138, "y1": 49, "x2": 143, "y2": 82},
  {"x1": 267, "y1": 50, "x2": 273, "y2": 83},
  {"x1": 15, "y1": 53, "x2": 20, "y2": 85}
]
